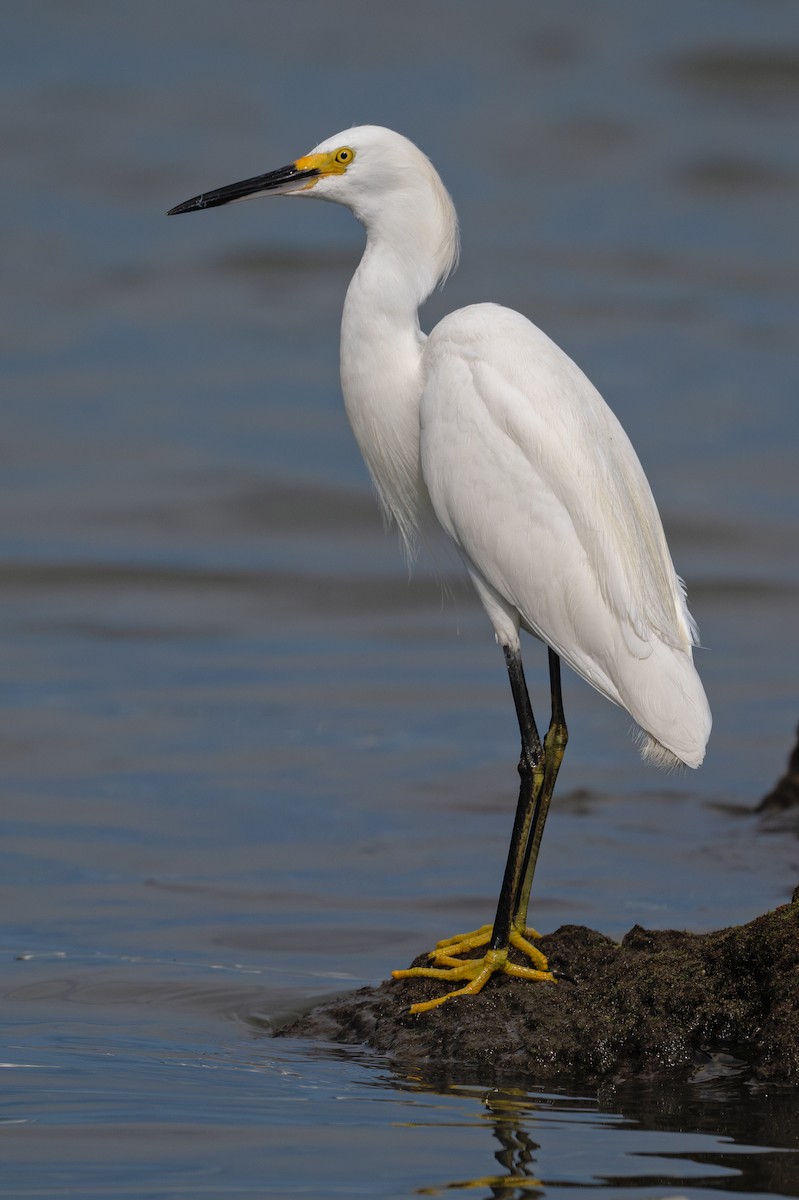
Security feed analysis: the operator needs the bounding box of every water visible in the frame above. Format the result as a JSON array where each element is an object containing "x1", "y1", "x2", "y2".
[{"x1": 2, "y1": 1, "x2": 799, "y2": 1196}]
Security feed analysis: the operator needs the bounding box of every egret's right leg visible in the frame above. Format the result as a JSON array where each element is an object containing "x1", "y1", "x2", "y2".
[
  {"x1": 512, "y1": 648, "x2": 568, "y2": 935},
  {"x1": 392, "y1": 643, "x2": 556, "y2": 1012},
  {"x1": 487, "y1": 643, "x2": 549, "y2": 953},
  {"x1": 425, "y1": 644, "x2": 558, "y2": 957}
]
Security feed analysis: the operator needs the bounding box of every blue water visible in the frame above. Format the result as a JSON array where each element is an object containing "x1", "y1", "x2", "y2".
[{"x1": 2, "y1": 1, "x2": 798, "y2": 1196}]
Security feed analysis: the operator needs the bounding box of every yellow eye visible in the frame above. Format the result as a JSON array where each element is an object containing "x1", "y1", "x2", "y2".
[{"x1": 334, "y1": 147, "x2": 354, "y2": 165}]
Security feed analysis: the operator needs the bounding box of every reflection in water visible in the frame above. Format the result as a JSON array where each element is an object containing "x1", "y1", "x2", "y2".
[
  {"x1": 371, "y1": 1062, "x2": 799, "y2": 1199},
  {"x1": 420, "y1": 1090, "x2": 544, "y2": 1197}
]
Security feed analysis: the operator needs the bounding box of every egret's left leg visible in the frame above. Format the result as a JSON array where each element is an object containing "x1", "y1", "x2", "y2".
[
  {"x1": 513, "y1": 649, "x2": 568, "y2": 935},
  {"x1": 392, "y1": 644, "x2": 558, "y2": 1013}
]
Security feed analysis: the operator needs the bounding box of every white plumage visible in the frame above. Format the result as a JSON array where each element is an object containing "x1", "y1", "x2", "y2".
[
  {"x1": 420, "y1": 303, "x2": 709, "y2": 768},
  {"x1": 169, "y1": 124, "x2": 711, "y2": 1010}
]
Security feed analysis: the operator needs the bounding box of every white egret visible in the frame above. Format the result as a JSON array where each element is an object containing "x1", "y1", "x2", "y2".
[{"x1": 169, "y1": 126, "x2": 711, "y2": 1014}]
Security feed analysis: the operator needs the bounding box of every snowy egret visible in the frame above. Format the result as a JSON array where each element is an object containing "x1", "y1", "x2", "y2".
[{"x1": 169, "y1": 126, "x2": 711, "y2": 1013}]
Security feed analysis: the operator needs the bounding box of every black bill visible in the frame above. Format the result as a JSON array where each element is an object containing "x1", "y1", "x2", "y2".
[{"x1": 167, "y1": 162, "x2": 320, "y2": 216}]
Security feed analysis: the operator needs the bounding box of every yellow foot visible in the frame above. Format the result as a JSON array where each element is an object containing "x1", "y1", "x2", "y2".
[
  {"x1": 429, "y1": 923, "x2": 549, "y2": 973},
  {"x1": 392, "y1": 945, "x2": 555, "y2": 1015}
]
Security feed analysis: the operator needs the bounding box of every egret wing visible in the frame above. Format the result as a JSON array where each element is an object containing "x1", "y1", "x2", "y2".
[{"x1": 419, "y1": 303, "x2": 708, "y2": 759}]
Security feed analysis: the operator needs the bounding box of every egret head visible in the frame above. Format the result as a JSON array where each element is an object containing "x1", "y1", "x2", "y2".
[{"x1": 168, "y1": 125, "x2": 459, "y2": 286}]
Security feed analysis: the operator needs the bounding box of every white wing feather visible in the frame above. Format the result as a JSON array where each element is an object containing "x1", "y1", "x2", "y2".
[{"x1": 420, "y1": 304, "x2": 711, "y2": 768}]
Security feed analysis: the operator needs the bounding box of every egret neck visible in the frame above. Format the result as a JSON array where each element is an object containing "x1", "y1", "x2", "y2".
[{"x1": 339, "y1": 175, "x2": 459, "y2": 557}]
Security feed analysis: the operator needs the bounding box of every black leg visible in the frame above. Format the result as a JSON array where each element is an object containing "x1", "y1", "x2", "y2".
[
  {"x1": 390, "y1": 641, "x2": 560, "y2": 1012},
  {"x1": 489, "y1": 644, "x2": 546, "y2": 950},
  {"x1": 514, "y1": 648, "x2": 568, "y2": 931}
]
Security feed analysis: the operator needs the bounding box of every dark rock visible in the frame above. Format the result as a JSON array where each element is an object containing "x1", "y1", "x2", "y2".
[
  {"x1": 758, "y1": 724, "x2": 799, "y2": 812},
  {"x1": 277, "y1": 897, "x2": 799, "y2": 1084}
]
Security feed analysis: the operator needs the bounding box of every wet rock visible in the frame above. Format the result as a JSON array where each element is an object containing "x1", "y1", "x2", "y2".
[
  {"x1": 278, "y1": 897, "x2": 799, "y2": 1084},
  {"x1": 758, "y1": 724, "x2": 799, "y2": 813}
]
